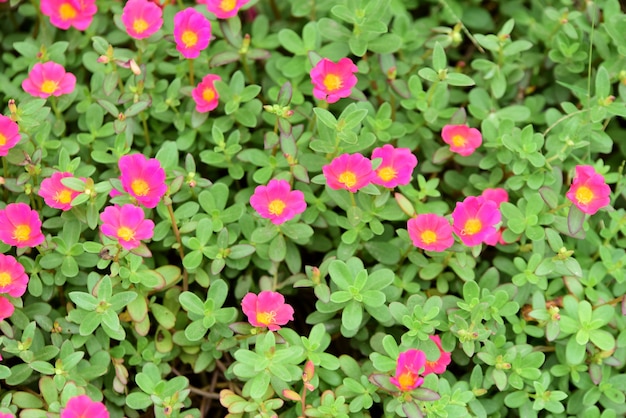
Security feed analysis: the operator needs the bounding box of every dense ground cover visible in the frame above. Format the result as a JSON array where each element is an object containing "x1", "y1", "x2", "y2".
[{"x1": 1, "y1": 0, "x2": 626, "y2": 417}]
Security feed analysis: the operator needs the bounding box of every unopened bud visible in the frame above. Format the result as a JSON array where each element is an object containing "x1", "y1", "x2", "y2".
[
  {"x1": 97, "y1": 55, "x2": 110, "y2": 64},
  {"x1": 129, "y1": 59, "x2": 141, "y2": 75},
  {"x1": 282, "y1": 389, "x2": 301, "y2": 402},
  {"x1": 303, "y1": 360, "x2": 315, "y2": 382},
  {"x1": 310, "y1": 267, "x2": 321, "y2": 284},
  {"x1": 8, "y1": 99, "x2": 16, "y2": 115}
]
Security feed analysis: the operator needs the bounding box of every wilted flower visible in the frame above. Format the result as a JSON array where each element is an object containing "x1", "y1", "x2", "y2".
[
  {"x1": 191, "y1": 74, "x2": 221, "y2": 113},
  {"x1": 565, "y1": 165, "x2": 611, "y2": 215},
  {"x1": 407, "y1": 214, "x2": 454, "y2": 252},
  {"x1": 323, "y1": 153, "x2": 374, "y2": 193},
  {"x1": 0, "y1": 115, "x2": 20, "y2": 157},
  {"x1": 241, "y1": 291, "x2": 294, "y2": 331},
  {"x1": 0, "y1": 296, "x2": 15, "y2": 322},
  {"x1": 0, "y1": 203, "x2": 45, "y2": 248},
  {"x1": 60, "y1": 395, "x2": 109, "y2": 418},
  {"x1": 390, "y1": 349, "x2": 426, "y2": 392},
  {"x1": 121, "y1": 0, "x2": 163, "y2": 39},
  {"x1": 423, "y1": 335, "x2": 452, "y2": 375},
  {"x1": 40, "y1": 0, "x2": 97, "y2": 30},
  {"x1": 100, "y1": 204, "x2": 154, "y2": 250},
  {"x1": 371, "y1": 145, "x2": 417, "y2": 188},
  {"x1": 173, "y1": 8, "x2": 212, "y2": 59},
  {"x1": 22, "y1": 62, "x2": 76, "y2": 98},
  {"x1": 441, "y1": 124, "x2": 482, "y2": 156},
  {"x1": 38, "y1": 172, "x2": 83, "y2": 211},
  {"x1": 118, "y1": 154, "x2": 167, "y2": 208},
  {"x1": 203, "y1": 0, "x2": 249, "y2": 19},
  {"x1": 310, "y1": 57, "x2": 358, "y2": 103},
  {"x1": 451, "y1": 196, "x2": 501, "y2": 246},
  {"x1": 250, "y1": 179, "x2": 306, "y2": 225},
  {"x1": 0, "y1": 253, "x2": 29, "y2": 298}
]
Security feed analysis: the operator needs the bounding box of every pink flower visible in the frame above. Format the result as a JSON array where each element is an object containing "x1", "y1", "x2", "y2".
[
  {"x1": 390, "y1": 349, "x2": 426, "y2": 392},
  {"x1": 191, "y1": 74, "x2": 221, "y2": 113},
  {"x1": 61, "y1": 395, "x2": 109, "y2": 418},
  {"x1": 371, "y1": 145, "x2": 417, "y2": 188},
  {"x1": 451, "y1": 196, "x2": 501, "y2": 246},
  {"x1": 203, "y1": 0, "x2": 249, "y2": 19},
  {"x1": 121, "y1": 0, "x2": 163, "y2": 40},
  {"x1": 407, "y1": 214, "x2": 454, "y2": 252},
  {"x1": 0, "y1": 203, "x2": 45, "y2": 248},
  {"x1": 565, "y1": 165, "x2": 611, "y2": 215},
  {"x1": 0, "y1": 296, "x2": 15, "y2": 321},
  {"x1": 481, "y1": 188, "x2": 508, "y2": 207},
  {"x1": 241, "y1": 291, "x2": 294, "y2": 331},
  {"x1": 38, "y1": 172, "x2": 84, "y2": 211},
  {"x1": 40, "y1": 0, "x2": 97, "y2": 30},
  {"x1": 100, "y1": 204, "x2": 154, "y2": 250},
  {"x1": 423, "y1": 335, "x2": 452, "y2": 375},
  {"x1": 173, "y1": 8, "x2": 212, "y2": 59},
  {"x1": 0, "y1": 412, "x2": 15, "y2": 418},
  {"x1": 118, "y1": 154, "x2": 167, "y2": 208},
  {"x1": 310, "y1": 58, "x2": 358, "y2": 103},
  {"x1": 22, "y1": 62, "x2": 76, "y2": 99},
  {"x1": 250, "y1": 179, "x2": 306, "y2": 225},
  {"x1": 0, "y1": 254, "x2": 29, "y2": 298},
  {"x1": 0, "y1": 115, "x2": 20, "y2": 157},
  {"x1": 441, "y1": 124, "x2": 482, "y2": 156},
  {"x1": 322, "y1": 153, "x2": 374, "y2": 193}
]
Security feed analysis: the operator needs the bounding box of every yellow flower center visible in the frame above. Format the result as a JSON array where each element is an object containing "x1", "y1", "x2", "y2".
[
  {"x1": 397, "y1": 371, "x2": 417, "y2": 391},
  {"x1": 0, "y1": 133, "x2": 6, "y2": 146},
  {"x1": 323, "y1": 73, "x2": 343, "y2": 91},
  {"x1": 202, "y1": 87, "x2": 216, "y2": 102},
  {"x1": 420, "y1": 230, "x2": 437, "y2": 244},
  {"x1": 13, "y1": 224, "x2": 31, "y2": 242},
  {"x1": 575, "y1": 186, "x2": 594, "y2": 205},
  {"x1": 131, "y1": 179, "x2": 150, "y2": 196},
  {"x1": 452, "y1": 135, "x2": 466, "y2": 147},
  {"x1": 377, "y1": 166, "x2": 397, "y2": 182},
  {"x1": 220, "y1": 0, "x2": 237, "y2": 11},
  {"x1": 55, "y1": 189, "x2": 73, "y2": 205},
  {"x1": 256, "y1": 310, "x2": 276, "y2": 326},
  {"x1": 268, "y1": 199, "x2": 286, "y2": 216},
  {"x1": 41, "y1": 80, "x2": 58, "y2": 95},
  {"x1": 133, "y1": 18, "x2": 149, "y2": 34},
  {"x1": 181, "y1": 30, "x2": 198, "y2": 48},
  {"x1": 463, "y1": 219, "x2": 482, "y2": 235},
  {"x1": 338, "y1": 171, "x2": 357, "y2": 189},
  {"x1": 59, "y1": 2, "x2": 77, "y2": 20},
  {"x1": 0, "y1": 272, "x2": 12, "y2": 287},
  {"x1": 117, "y1": 226, "x2": 135, "y2": 241}
]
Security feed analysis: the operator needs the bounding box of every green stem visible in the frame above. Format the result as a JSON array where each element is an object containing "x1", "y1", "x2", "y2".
[
  {"x1": 166, "y1": 202, "x2": 188, "y2": 291},
  {"x1": 140, "y1": 112, "x2": 151, "y2": 147},
  {"x1": 188, "y1": 59, "x2": 195, "y2": 86}
]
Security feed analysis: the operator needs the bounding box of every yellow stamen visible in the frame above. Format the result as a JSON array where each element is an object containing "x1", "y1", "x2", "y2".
[
  {"x1": 55, "y1": 189, "x2": 73, "y2": 205},
  {"x1": 452, "y1": 135, "x2": 466, "y2": 147},
  {"x1": 220, "y1": 0, "x2": 237, "y2": 11},
  {"x1": 117, "y1": 226, "x2": 135, "y2": 241},
  {"x1": 59, "y1": 2, "x2": 77, "y2": 20},
  {"x1": 0, "y1": 272, "x2": 12, "y2": 287},
  {"x1": 41, "y1": 80, "x2": 58, "y2": 95},
  {"x1": 323, "y1": 74, "x2": 342, "y2": 91},
  {"x1": 133, "y1": 18, "x2": 149, "y2": 34},
  {"x1": 268, "y1": 199, "x2": 286, "y2": 216},
  {"x1": 463, "y1": 219, "x2": 482, "y2": 235},
  {"x1": 131, "y1": 179, "x2": 150, "y2": 196},
  {"x1": 202, "y1": 87, "x2": 215, "y2": 102},
  {"x1": 13, "y1": 224, "x2": 31, "y2": 242},
  {"x1": 256, "y1": 310, "x2": 276, "y2": 326},
  {"x1": 377, "y1": 166, "x2": 397, "y2": 182},
  {"x1": 0, "y1": 133, "x2": 6, "y2": 146},
  {"x1": 397, "y1": 372, "x2": 417, "y2": 390},
  {"x1": 338, "y1": 171, "x2": 357, "y2": 189},
  {"x1": 420, "y1": 230, "x2": 437, "y2": 244},
  {"x1": 181, "y1": 30, "x2": 198, "y2": 48},
  {"x1": 575, "y1": 186, "x2": 594, "y2": 205}
]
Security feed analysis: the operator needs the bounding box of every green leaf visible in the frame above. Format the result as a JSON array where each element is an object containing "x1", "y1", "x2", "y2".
[
  {"x1": 342, "y1": 300, "x2": 363, "y2": 331},
  {"x1": 567, "y1": 205, "x2": 585, "y2": 236},
  {"x1": 329, "y1": 260, "x2": 353, "y2": 290}
]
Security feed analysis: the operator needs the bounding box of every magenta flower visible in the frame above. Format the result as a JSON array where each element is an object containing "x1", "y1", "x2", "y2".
[
  {"x1": 0, "y1": 203, "x2": 45, "y2": 248},
  {"x1": 481, "y1": 188, "x2": 508, "y2": 207},
  {"x1": 310, "y1": 58, "x2": 358, "y2": 103},
  {"x1": 203, "y1": 0, "x2": 249, "y2": 19},
  {"x1": 121, "y1": 0, "x2": 163, "y2": 40},
  {"x1": 322, "y1": 153, "x2": 374, "y2": 193},
  {"x1": 100, "y1": 204, "x2": 154, "y2": 250},
  {"x1": 22, "y1": 62, "x2": 76, "y2": 98},
  {"x1": 0, "y1": 115, "x2": 20, "y2": 157},
  {"x1": 390, "y1": 349, "x2": 426, "y2": 392},
  {"x1": 241, "y1": 291, "x2": 294, "y2": 331},
  {"x1": 191, "y1": 74, "x2": 221, "y2": 113},
  {"x1": 371, "y1": 145, "x2": 417, "y2": 188},
  {"x1": 407, "y1": 214, "x2": 454, "y2": 252},
  {"x1": 0, "y1": 296, "x2": 14, "y2": 322},
  {"x1": 0, "y1": 254, "x2": 29, "y2": 298},
  {"x1": 118, "y1": 154, "x2": 167, "y2": 208},
  {"x1": 250, "y1": 179, "x2": 306, "y2": 225},
  {"x1": 423, "y1": 335, "x2": 452, "y2": 375},
  {"x1": 61, "y1": 395, "x2": 109, "y2": 418},
  {"x1": 441, "y1": 124, "x2": 482, "y2": 156},
  {"x1": 174, "y1": 8, "x2": 212, "y2": 59},
  {"x1": 451, "y1": 196, "x2": 501, "y2": 246},
  {"x1": 38, "y1": 172, "x2": 84, "y2": 211},
  {"x1": 40, "y1": 0, "x2": 97, "y2": 30},
  {"x1": 0, "y1": 412, "x2": 15, "y2": 418},
  {"x1": 565, "y1": 165, "x2": 611, "y2": 215}
]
